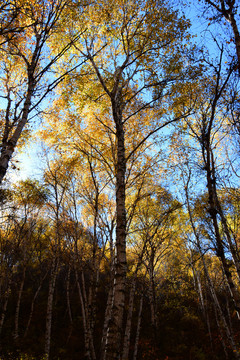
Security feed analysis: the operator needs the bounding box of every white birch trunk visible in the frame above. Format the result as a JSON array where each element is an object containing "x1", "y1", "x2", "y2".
[
  {"x1": 14, "y1": 265, "x2": 26, "y2": 342},
  {"x1": 133, "y1": 293, "x2": 143, "y2": 360},
  {"x1": 104, "y1": 97, "x2": 127, "y2": 360},
  {"x1": 122, "y1": 279, "x2": 136, "y2": 360},
  {"x1": 203, "y1": 253, "x2": 240, "y2": 358},
  {"x1": 44, "y1": 257, "x2": 58, "y2": 359},
  {"x1": 66, "y1": 266, "x2": 73, "y2": 343},
  {"x1": 100, "y1": 278, "x2": 114, "y2": 360},
  {"x1": 0, "y1": 278, "x2": 12, "y2": 338},
  {"x1": 24, "y1": 270, "x2": 48, "y2": 338}
]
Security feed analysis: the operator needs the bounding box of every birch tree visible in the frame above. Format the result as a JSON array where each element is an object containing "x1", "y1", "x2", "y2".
[
  {"x1": 42, "y1": 0, "x2": 201, "y2": 357},
  {"x1": 0, "y1": 0, "x2": 83, "y2": 184}
]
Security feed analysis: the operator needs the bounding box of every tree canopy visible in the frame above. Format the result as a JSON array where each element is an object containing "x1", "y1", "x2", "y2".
[{"x1": 0, "y1": 1, "x2": 240, "y2": 360}]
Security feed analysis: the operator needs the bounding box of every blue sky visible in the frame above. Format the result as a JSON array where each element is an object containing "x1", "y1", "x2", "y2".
[{"x1": 7, "y1": 0, "x2": 239, "y2": 183}]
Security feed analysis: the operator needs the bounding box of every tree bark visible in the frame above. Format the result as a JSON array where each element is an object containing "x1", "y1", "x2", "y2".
[
  {"x1": 100, "y1": 282, "x2": 114, "y2": 360},
  {"x1": 103, "y1": 96, "x2": 127, "y2": 360},
  {"x1": 44, "y1": 257, "x2": 58, "y2": 360},
  {"x1": 14, "y1": 265, "x2": 26, "y2": 342},
  {"x1": 24, "y1": 269, "x2": 48, "y2": 338},
  {"x1": 203, "y1": 256, "x2": 240, "y2": 359},
  {"x1": 133, "y1": 292, "x2": 143, "y2": 360},
  {"x1": 66, "y1": 266, "x2": 73, "y2": 343},
  {"x1": 205, "y1": 145, "x2": 240, "y2": 318},
  {"x1": 191, "y1": 254, "x2": 214, "y2": 354},
  {"x1": 122, "y1": 278, "x2": 136, "y2": 360},
  {"x1": 148, "y1": 251, "x2": 158, "y2": 345},
  {"x1": 0, "y1": 278, "x2": 12, "y2": 338},
  {"x1": 185, "y1": 175, "x2": 240, "y2": 359}
]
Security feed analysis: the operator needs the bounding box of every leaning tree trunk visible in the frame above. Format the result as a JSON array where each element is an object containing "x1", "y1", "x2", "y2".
[
  {"x1": 191, "y1": 254, "x2": 214, "y2": 354},
  {"x1": 24, "y1": 269, "x2": 48, "y2": 338},
  {"x1": 202, "y1": 255, "x2": 240, "y2": 359},
  {"x1": 0, "y1": 75, "x2": 35, "y2": 184},
  {"x1": 215, "y1": 197, "x2": 240, "y2": 284},
  {"x1": 213, "y1": 296, "x2": 229, "y2": 360},
  {"x1": 185, "y1": 172, "x2": 240, "y2": 359},
  {"x1": 205, "y1": 146, "x2": 240, "y2": 318}
]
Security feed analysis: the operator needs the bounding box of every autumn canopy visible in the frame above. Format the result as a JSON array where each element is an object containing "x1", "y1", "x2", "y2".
[{"x1": 0, "y1": 1, "x2": 240, "y2": 359}]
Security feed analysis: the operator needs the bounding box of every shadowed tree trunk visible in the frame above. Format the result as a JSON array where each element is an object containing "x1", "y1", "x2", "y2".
[
  {"x1": 14, "y1": 264, "x2": 26, "y2": 343},
  {"x1": 24, "y1": 269, "x2": 48, "y2": 338},
  {"x1": 103, "y1": 96, "x2": 127, "y2": 360},
  {"x1": 44, "y1": 256, "x2": 59, "y2": 360},
  {"x1": 133, "y1": 292, "x2": 143, "y2": 360},
  {"x1": 184, "y1": 170, "x2": 240, "y2": 359}
]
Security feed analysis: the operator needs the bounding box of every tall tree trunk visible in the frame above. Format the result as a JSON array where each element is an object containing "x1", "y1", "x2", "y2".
[
  {"x1": 66, "y1": 266, "x2": 73, "y2": 344},
  {"x1": 205, "y1": 147, "x2": 240, "y2": 318},
  {"x1": 191, "y1": 254, "x2": 214, "y2": 354},
  {"x1": 44, "y1": 257, "x2": 58, "y2": 360},
  {"x1": 81, "y1": 269, "x2": 96, "y2": 360},
  {"x1": 201, "y1": 246, "x2": 240, "y2": 358},
  {"x1": 0, "y1": 277, "x2": 12, "y2": 338},
  {"x1": 100, "y1": 232, "x2": 115, "y2": 360},
  {"x1": 133, "y1": 292, "x2": 143, "y2": 360},
  {"x1": 185, "y1": 174, "x2": 240, "y2": 359},
  {"x1": 100, "y1": 282, "x2": 114, "y2": 360},
  {"x1": 14, "y1": 265, "x2": 26, "y2": 342},
  {"x1": 87, "y1": 188, "x2": 99, "y2": 360},
  {"x1": 213, "y1": 296, "x2": 229, "y2": 360},
  {"x1": 122, "y1": 278, "x2": 136, "y2": 360},
  {"x1": 104, "y1": 98, "x2": 127, "y2": 360},
  {"x1": 24, "y1": 270, "x2": 48, "y2": 338},
  {"x1": 74, "y1": 265, "x2": 90, "y2": 359},
  {"x1": 122, "y1": 240, "x2": 148, "y2": 360},
  {"x1": 215, "y1": 199, "x2": 240, "y2": 284},
  {"x1": 148, "y1": 253, "x2": 157, "y2": 345},
  {"x1": 74, "y1": 262, "x2": 96, "y2": 360}
]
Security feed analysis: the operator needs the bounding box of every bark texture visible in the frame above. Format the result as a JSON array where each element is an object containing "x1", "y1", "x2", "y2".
[{"x1": 103, "y1": 96, "x2": 127, "y2": 360}]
